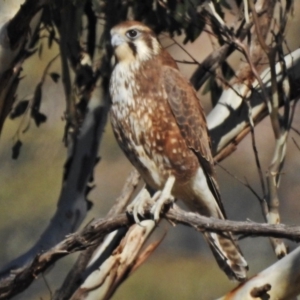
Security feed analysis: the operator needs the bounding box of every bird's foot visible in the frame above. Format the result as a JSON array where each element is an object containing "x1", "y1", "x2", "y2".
[
  {"x1": 150, "y1": 175, "x2": 175, "y2": 222},
  {"x1": 127, "y1": 188, "x2": 154, "y2": 225},
  {"x1": 127, "y1": 176, "x2": 176, "y2": 224}
]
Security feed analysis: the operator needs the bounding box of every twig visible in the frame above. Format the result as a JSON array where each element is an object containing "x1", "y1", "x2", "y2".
[
  {"x1": 217, "y1": 163, "x2": 263, "y2": 203},
  {"x1": 231, "y1": 0, "x2": 292, "y2": 257},
  {"x1": 291, "y1": 126, "x2": 300, "y2": 136},
  {"x1": 246, "y1": 95, "x2": 267, "y2": 198},
  {"x1": 292, "y1": 137, "x2": 300, "y2": 152}
]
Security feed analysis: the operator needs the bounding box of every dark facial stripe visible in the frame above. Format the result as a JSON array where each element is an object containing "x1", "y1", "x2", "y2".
[
  {"x1": 144, "y1": 35, "x2": 154, "y2": 52},
  {"x1": 128, "y1": 42, "x2": 137, "y2": 57}
]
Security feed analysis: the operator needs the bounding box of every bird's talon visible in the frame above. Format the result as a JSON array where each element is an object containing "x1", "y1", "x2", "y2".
[
  {"x1": 150, "y1": 176, "x2": 176, "y2": 222},
  {"x1": 133, "y1": 208, "x2": 141, "y2": 225},
  {"x1": 127, "y1": 188, "x2": 153, "y2": 224}
]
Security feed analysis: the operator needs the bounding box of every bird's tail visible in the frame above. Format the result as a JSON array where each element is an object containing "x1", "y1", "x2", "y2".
[
  {"x1": 203, "y1": 231, "x2": 248, "y2": 281},
  {"x1": 184, "y1": 165, "x2": 248, "y2": 281}
]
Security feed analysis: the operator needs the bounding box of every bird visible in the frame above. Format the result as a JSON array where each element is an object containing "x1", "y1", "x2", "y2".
[{"x1": 109, "y1": 20, "x2": 248, "y2": 281}]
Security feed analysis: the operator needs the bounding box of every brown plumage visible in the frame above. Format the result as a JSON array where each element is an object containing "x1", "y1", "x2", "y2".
[{"x1": 109, "y1": 20, "x2": 248, "y2": 281}]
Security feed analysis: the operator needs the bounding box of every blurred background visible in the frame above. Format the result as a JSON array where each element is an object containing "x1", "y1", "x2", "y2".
[{"x1": 1, "y1": 1, "x2": 300, "y2": 299}]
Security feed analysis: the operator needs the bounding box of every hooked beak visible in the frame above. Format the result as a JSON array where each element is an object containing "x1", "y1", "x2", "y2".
[{"x1": 111, "y1": 33, "x2": 125, "y2": 48}]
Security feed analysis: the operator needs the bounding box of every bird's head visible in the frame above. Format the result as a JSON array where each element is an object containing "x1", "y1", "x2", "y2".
[{"x1": 110, "y1": 21, "x2": 161, "y2": 63}]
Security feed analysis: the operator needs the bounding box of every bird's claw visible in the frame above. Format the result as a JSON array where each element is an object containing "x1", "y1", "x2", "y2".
[
  {"x1": 150, "y1": 175, "x2": 176, "y2": 222},
  {"x1": 127, "y1": 175, "x2": 176, "y2": 224},
  {"x1": 127, "y1": 188, "x2": 154, "y2": 225},
  {"x1": 150, "y1": 192, "x2": 174, "y2": 222}
]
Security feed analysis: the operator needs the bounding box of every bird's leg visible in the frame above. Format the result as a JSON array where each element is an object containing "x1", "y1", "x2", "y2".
[
  {"x1": 127, "y1": 176, "x2": 175, "y2": 223},
  {"x1": 151, "y1": 175, "x2": 175, "y2": 222},
  {"x1": 127, "y1": 187, "x2": 154, "y2": 224}
]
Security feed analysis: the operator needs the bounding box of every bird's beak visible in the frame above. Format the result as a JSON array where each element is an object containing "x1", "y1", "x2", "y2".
[{"x1": 111, "y1": 33, "x2": 125, "y2": 48}]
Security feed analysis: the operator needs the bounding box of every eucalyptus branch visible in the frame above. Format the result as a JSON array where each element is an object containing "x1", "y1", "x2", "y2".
[
  {"x1": 247, "y1": 0, "x2": 293, "y2": 258},
  {"x1": 53, "y1": 170, "x2": 140, "y2": 300},
  {"x1": 2, "y1": 203, "x2": 300, "y2": 299}
]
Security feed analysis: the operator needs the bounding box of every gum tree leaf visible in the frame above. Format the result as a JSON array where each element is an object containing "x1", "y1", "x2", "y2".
[
  {"x1": 49, "y1": 72, "x2": 60, "y2": 83},
  {"x1": 12, "y1": 140, "x2": 22, "y2": 159},
  {"x1": 32, "y1": 112, "x2": 47, "y2": 127},
  {"x1": 10, "y1": 100, "x2": 29, "y2": 119}
]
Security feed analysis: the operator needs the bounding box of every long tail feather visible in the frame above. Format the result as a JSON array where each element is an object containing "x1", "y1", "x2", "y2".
[{"x1": 204, "y1": 231, "x2": 248, "y2": 281}]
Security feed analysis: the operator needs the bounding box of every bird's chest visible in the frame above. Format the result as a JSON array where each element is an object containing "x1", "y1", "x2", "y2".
[
  {"x1": 110, "y1": 70, "x2": 171, "y2": 188},
  {"x1": 110, "y1": 68, "x2": 157, "y2": 143}
]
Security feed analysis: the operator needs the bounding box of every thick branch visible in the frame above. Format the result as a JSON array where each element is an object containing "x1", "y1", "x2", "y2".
[
  {"x1": 207, "y1": 48, "x2": 300, "y2": 155},
  {"x1": 53, "y1": 170, "x2": 140, "y2": 300},
  {"x1": 1, "y1": 204, "x2": 300, "y2": 299},
  {"x1": 166, "y1": 205, "x2": 300, "y2": 240},
  {"x1": 0, "y1": 1, "x2": 111, "y2": 279}
]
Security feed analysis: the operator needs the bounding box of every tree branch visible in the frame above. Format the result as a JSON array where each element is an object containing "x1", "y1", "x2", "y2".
[
  {"x1": 2, "y1": 203, "x2": 300, "y2": 299},
  {"x1": 53, "y1": 170, "x2": 140, "y2": 300}
]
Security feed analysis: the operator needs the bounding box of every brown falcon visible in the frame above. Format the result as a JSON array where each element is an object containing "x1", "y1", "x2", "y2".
[{"x1": 109, "y1": 20, "x2": 248, "y2": 281}]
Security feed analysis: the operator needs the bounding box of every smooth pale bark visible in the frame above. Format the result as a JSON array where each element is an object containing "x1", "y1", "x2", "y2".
[
  {"x1": 208, "y1": 48, "x2": 300, "y2": 153},
  {"x1": 217, "y1": 246, "x2": 300, "y2": 300}
]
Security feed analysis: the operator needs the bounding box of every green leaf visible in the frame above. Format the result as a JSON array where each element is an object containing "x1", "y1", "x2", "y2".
[
  {"x1": 12, "y1": 140, "x2": 22, "y2": 160},
  {"x1": 31, "y1": 83, "x2": 42, "y2": 113},
  {"x1": 220, "y1": 0, "x2": 232, "y2": 9},
  {"x1": 32, "y1": 112, "x2": 47, "y2": 127},
  {"x1": 183, "y1": 17, "x2": 205, "y2": 44},
  {"x1": 49, "y1": 72, "x2": 60, "y2": 83},
  {"x1": 202, "y1": 79, "x2": 211, "y2": 95},
  {"x1": 30, "y1": 83, "x2": 47, "y2": 127},
  {"x1": 48, "y1": 27, "x2": 56, "y2": 48},
  {"x1": 210, "y1": 78, "x2": 222, "y2": 107},
  {"x1": 221, "y1": 61, "x2": 235, "y2": 81},
  {"x1": 38, "y1": 43, "x2": 43, "y2": 59},
  {"x1": 10, "y1": 100, "x2": 29, "y2": 119},
  {"x1": 235, "y1": 0, "x2": 243, "y2": 7}
]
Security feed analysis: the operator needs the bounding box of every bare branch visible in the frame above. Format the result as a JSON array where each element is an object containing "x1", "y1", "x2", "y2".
[
  {"x1": 53, "y1": 170, "x2": 140, "y2": 300},
  {"x1": 70, "y1": 220, "x2": 157, "y2": 300},
  {"x1": 2, "y1": 202, "x2": 300, "y2": 299},
  {"x1": 0, "y1": 0, "x2": 112, "y2": 281}
]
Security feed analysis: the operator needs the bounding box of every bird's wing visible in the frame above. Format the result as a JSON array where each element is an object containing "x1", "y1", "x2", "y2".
[{"x1": 162, "y1": 65, "x2": 226, "y2": 217}]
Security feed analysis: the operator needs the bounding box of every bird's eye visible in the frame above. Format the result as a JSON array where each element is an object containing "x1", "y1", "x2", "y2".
[{"x1": 126, "y1": 29, "x2": 139, "y2": 39}]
